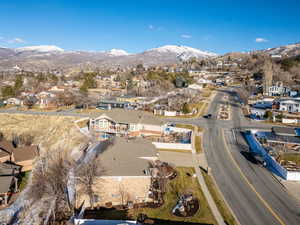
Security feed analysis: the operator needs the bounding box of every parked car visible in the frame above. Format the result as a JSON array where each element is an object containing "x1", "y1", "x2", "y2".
[{"x1": 75, "y1": 104, "x2": 84, "y2": 109}]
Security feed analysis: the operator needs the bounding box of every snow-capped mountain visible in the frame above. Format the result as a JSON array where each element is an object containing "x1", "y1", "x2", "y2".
[
  {"x1": 148, "y1": 45, "x2": 217, "y2": 57},
  {"x1": 148, "y1": 45, "x2": 217, "y2": 59},
  {"x1": 106, "y1": 49, "x2": 130, "y2": 56},
  {"x1": 0, "y1": 44, "x2": 216, "y2": 71},
  {"x1": 15, "y1": 45, "x2": 64, "y2": 53},
  {"x1": 262, "y1": 43, "x2": 300, "y2": 56}
]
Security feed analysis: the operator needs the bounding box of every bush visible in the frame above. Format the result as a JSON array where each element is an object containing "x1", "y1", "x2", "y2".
[
  {"x1": 1, "y1": 86, "x2": 15, "y2": 98},
  {"x1": 12, "y1": 133, "x2": 34, "y2": 147},
  {"x1": 182, "y1": 103, "x2": 191, "y2": 114},
  {"x1": 264, "y1": 110, "x2": 273, "y2": 120}
]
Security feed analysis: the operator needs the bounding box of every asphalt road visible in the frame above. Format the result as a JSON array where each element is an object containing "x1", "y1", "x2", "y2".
[{"x1": 168, "y1": 89, "x2": 300, "y2": 225}]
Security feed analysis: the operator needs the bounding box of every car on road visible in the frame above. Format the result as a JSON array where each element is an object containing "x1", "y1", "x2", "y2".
[
  {"x1": 167, "y1": 122, "x2": 176, "y2": 127},
  {"x1": 203, "y1": 114, "x2": 212, "y2": 119}
]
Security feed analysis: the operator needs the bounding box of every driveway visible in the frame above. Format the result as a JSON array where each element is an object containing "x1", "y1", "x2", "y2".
[{"x1": 158, "y1": 151, "x2": 194, "y2": 167}]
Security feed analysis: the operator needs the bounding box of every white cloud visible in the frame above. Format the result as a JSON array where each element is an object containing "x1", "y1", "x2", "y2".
[
  {"x1": 181, "y1": 34, "x2": 192, "y2": 39},
  {"x1": 148, "y1": 25, "x2": 164, "y2": 31},
  {"x1": 7, "y1": 38, "x2": 26, "y2": 44},
  {"x1": 255, "y1": 38, "x2": 268, "y2": 43},
  {"x1": 148, "y1": 24, "x2": 154, "y2": 30}
]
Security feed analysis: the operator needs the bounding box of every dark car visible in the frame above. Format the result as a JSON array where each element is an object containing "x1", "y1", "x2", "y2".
[
  {"x1": 203, "y1": 114, "x2": 212, "y2": 119},
  {"x1": 75, "y1": 104, "x2": 84, "y2": 109}
]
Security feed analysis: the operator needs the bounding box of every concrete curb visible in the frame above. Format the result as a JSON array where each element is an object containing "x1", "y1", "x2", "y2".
[{"x1": 191, "y1": 125, "x2": 226, "y2": 225}]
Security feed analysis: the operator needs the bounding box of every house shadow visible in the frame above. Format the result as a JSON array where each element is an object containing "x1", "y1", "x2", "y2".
[{"x1": 83, "y1": 207, "x2": 129, "y2": 220}]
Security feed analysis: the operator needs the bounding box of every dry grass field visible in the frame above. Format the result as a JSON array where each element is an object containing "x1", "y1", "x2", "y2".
[{"x1": 0, "y1": 113, "x2": 86, "y2": 153}]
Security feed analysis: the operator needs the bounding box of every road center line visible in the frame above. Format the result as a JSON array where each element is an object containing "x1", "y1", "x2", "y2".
[{"x1": 221, "y1": 128, "x2": 286, "y2": 225}]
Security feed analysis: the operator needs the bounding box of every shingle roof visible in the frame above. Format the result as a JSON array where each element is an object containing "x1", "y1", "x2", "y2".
[
  {"x1": 13, "y1": 146, "x2": 38, "y2": 162},
  {"x1": 0, "y1": 141, "x2": 14, "y2": 154},
  {"x1": 272, "y1": 127, "x2": 296, "y2": 136},
  {"x1": 92, "y1": 109, "x2": 165, "y2": 126},
  {"x1": 97, "y1": 137, "x2": 157, "y2": 176},
  {"x1": 0, "y1": 176, "x2": 13, "y2": 194},
  {"x1": 0, "y1": 162, "x2": 20, "y2": 194}
]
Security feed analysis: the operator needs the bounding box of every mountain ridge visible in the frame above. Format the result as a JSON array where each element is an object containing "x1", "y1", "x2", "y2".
[{"x1": 0, "y1": 44, "x2": 217, "y2": 71}]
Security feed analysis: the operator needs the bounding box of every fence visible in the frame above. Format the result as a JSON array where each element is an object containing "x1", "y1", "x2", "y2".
[{"x1": 152, "y1": 142, "x2": 192, "y2": 151}]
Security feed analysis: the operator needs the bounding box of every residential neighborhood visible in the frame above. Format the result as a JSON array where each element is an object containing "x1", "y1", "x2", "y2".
[{"x1": 0, "y1": 1, "x2": 300, "y2": 225}]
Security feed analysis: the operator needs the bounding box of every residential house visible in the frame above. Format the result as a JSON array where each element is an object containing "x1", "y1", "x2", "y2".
[
  {"x1": 197, "y1": 78, "x2": 212, "y2": 85},
  {"x1": 48, "y1": 85, "x2": 67, "y2": 92},
  {"x1": 0, "y1": 163, "x2": 20, "y2": 205},
  {"x1": 97, "y1": 100, "x2": 132, "y2": 110},
  {"x1": 267, "y1": 82, "x2": 290, "y2": 96},
  {"x1": 6, "y1": 98, "x2": 22, "y2": 105},
  {"x1": 13, "y1": 146, "x2": 38, "y2": 171},
  {"x1": 89, "y1": 109, "x2": 165, "y2": 138},
  {"x1": 278, "y1": 98, "x2": 300, "y2": 113},
  {"x1": 0, "y1": 141, "x2": 14, "y2": 163},
  {"x1": 271, "y1": 54, "x2": 282, "y2": 59},
  {"x1": 36, "y1": 91, "x2": 58, "y2": 108},
  {"x1": 0, "y1": 140, "x2": 37, "y2": 172},
  {"x1": 116, "y1": 95, "x2": 140, "y2": 104},
  {"x1": 75, "y1": 137, "x2": 157, "y2": 208}
]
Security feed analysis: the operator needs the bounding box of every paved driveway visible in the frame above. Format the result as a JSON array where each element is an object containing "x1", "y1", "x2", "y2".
[{"x1": 158, "y1": 151, "x2": 194, "y2": 167}]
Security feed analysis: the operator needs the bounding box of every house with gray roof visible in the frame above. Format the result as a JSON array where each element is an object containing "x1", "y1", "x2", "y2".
[
  {"x1": 75, "y1": 137, "x2": 158, "y2": 208},
  {"x1": 89, "y1": 109, "x2": 166, "y2": 139}
]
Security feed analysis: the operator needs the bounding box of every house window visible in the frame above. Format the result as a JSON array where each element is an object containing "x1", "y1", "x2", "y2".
[
  {"x1": 93, "y1": 194, "x2": 100, "y2": 203},
  {"x1": 129, "y1": 124, "x2": 136, "y2": 131},
  {"x1": 111, "y1": 193, "x2": 120, "y2": 198},
  {"x1": 296, "y1": 104, "x2": 299, "y2": 107},
  {"x1": 99, "y1": 120, "x2": 104, "y2": 128}
]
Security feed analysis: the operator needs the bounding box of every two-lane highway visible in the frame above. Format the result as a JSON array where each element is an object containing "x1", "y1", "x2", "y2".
[{"x1": 167, "y1": 89, "x2": 300, "y2": 225}]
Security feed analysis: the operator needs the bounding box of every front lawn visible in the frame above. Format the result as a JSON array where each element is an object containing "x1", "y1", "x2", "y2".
[
  {"x1": 195, "y1": 136, "x2": 202, "y2": 154},
  {"x1": 129, "y1": 167, "x2": 217, "y2": 224}
]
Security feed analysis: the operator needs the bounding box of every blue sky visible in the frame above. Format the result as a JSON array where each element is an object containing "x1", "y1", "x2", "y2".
[{"x1": 0, "y1": 0, "x2": 299, "y2": 54}]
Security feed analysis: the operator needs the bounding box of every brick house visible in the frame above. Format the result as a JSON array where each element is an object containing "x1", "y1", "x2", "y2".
[{"x1": 75, "y1": 137, "x2": 158, "y2": 208}]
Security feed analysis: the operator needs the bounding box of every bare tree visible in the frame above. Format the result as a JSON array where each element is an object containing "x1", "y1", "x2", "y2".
[
  {"x1": 29, "y1": 151, "x2": 74, "y2": 222},
  {"x1": 11, "y1": 133, "x2": 34, "y2": 147},
  {"x1": 76, "y1": 158, "x2": 104, "y2": 208},
  {"x1": 57, "y1": 92, "x2": 75, "y2": 106},
  {"x1": 118, "y1": 183, "x2": 131, "y2": 207},
  {"x1": 23, "y1": 96, "x2": 37, "y2": 109}
]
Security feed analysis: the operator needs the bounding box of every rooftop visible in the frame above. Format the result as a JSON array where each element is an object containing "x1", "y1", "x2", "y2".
[
  {"x1": 0, "y1": 140, "x2": 15, "y2": 155},
  {"x1": 0, "y1": 163, "x2": 20, "y2": 194},
  {"x1": 92, "y1": 109, "x2": 165, "y2": 126},
  {"x1": 13, "y1": 146, "x2": 38, "y2": 162},
  {"x1": 272, "y1": 127, "x2": 298, "y2": 136},
  {"x1": 0, "y1": 175, "x2": 14, "y2": 194},
  {"x1": 97, "y1": 137, "x2": 157, "y2": 176}
]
